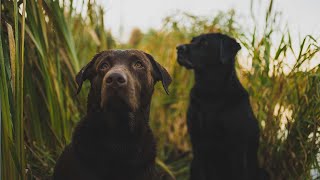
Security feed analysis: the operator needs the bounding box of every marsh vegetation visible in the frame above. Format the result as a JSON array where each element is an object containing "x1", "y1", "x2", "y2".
[{"x1": 1, "y1": 0, "x2": 319, "y2": 179}]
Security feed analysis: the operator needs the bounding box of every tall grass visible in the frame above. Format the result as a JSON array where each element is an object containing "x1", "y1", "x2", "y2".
[
  {"x1": 1, "y1": 0, "x2": 27, "y2": 179},
  {"x1": 1, "y1": 0, "x2": 319, "y2": 180},
  {"x1": 1, "y1": 0, "x2": 109, "y2": 179}
]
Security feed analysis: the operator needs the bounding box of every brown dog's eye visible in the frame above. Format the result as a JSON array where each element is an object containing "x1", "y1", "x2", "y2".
[
  {"x1": 99, "y1": 62, "x2": 110, "y2": 70},
  {"x1": 133, "y1": 61, "x2": 144, "y2": 69}
]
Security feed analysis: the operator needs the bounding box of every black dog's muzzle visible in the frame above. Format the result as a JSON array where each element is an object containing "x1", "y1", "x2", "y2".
[{"x1": 176, "y1": 44, "x2": 194, "y2": 69}]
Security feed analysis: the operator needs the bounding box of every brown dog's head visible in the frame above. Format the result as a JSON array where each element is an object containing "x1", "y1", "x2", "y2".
[{"x1": 75, "y1": 50, "x2": 171, "y2": 113}]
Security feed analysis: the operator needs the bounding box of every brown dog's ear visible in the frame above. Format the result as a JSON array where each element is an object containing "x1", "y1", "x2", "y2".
[
  {"x1": 75, "y1": 52, "x2": 102, "y2": 94},
  {"x1": 144, "y1": 53, "x2": 172, "y2": 95},
  {"x1": 220, "y1": 37, "x2": 241, "y2": 64}
]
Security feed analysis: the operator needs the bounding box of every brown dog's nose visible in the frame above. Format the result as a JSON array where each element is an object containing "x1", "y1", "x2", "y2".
[{"x1": 106, "y1": 72, "x2": 127, "y2": 87}]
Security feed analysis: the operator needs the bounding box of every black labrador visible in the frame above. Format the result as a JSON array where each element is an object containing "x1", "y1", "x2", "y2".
[
  {"x1": 53, "y1": 50, "x2": 172, "y2": 180},
  {"x1": 176, "y1": 33, "x2": 266, "y2": 180}
]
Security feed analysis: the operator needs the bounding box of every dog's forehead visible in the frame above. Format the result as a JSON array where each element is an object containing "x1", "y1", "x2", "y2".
[
  {"x1": 191, "y1": 34, "x2": 207, "y2": 42},
  {"x1": 95, "y1": 50, "x2": 150, "y2": 64},
  {"x1": 191, "y1": 33, "x2": 225, "y2": 43}
]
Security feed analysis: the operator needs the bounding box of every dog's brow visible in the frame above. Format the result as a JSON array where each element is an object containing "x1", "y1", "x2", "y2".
[
  {"x1": 99, "y1": 55, "x2": 112, "y2": 61},
  {"x1": 128, "y1": 51, "x2": 145, "y2": 58},
  {"x1": 94, "y1": 54, "x2": 112, "y2": 67},
  {"x1": 129, "y1": 54, "x2": 140, "y2": 60}
]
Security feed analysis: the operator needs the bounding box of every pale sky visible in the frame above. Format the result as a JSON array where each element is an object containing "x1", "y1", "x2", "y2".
[{"x1": 100, "y1": 0, "x2": 320, "y2": 42}]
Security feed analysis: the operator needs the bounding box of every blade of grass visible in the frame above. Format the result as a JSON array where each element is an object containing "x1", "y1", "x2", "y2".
[
  {"x1": 156, "y1": 158, "x2": 176, "y2": 179},
  {"x1": 1, "y1": 12, "x2": 17, "y2": 180}
]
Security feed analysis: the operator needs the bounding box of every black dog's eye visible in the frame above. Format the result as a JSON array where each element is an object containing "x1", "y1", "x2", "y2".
[
  {"x1": 133, "y1": 61, "x2": 144, "y2": 69},
  {"x1": 99, "y1": 62, "x2": 110, "y2": 70},
  {"x1": 199, "y1": 39, "x2": 208, "y2": 46}
]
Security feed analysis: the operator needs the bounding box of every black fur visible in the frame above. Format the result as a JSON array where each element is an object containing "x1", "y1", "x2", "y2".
[{"x1": 177, "y1": 33, "x2": 268, "y2": 180}]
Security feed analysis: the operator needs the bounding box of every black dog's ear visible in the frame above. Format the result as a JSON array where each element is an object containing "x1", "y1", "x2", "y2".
[
  {"x1": 144, "y1": 53, "x2": 172, "y2": 95},
  {"x1": 75, "y1": 52, "x2": 102, "y2": 94},
  {"x1": 220, "y1": 37, "x2": 241, "y2": 64}
]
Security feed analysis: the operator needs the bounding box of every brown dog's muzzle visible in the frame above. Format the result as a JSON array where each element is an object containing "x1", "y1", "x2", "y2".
[
  {"x1": 105, "y1": 71, "x2": 127, "y2": 88},
  {"x1": 100, "y1": 67, "x2": 139, "y2": 111}
]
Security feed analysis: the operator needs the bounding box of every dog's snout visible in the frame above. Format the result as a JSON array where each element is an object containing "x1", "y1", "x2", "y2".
[
  {"x1": 106, "y1": 72, "x2": 127, "y2": 87},
  {"x1": 177, "y1": 44, "x2": 187, "y2": 52}
]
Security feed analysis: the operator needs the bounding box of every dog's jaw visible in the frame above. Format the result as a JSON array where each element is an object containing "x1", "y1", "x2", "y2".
[
  {"x1": 177, "y1": 53, "x2": 194, "y2": 69},
  {"x1": 100, "y1": 86, "x2": 139, "y2": 113},
  {"x1": 100, "y1": 73, "x2": 140, "y2": 112}
]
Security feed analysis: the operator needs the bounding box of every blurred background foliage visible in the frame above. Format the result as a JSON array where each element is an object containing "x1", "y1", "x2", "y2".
[{"x1": 0, "y1": 0, "x2": 319, "y2": 179}]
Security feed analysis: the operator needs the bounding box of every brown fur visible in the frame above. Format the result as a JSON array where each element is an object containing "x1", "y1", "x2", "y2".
[{"x1": 53, "y1": 50, "x2": 172, "y2": 180}]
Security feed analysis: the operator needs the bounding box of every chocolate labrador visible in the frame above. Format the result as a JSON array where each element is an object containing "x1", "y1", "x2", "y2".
[{"x1": 53, "y1": 50, "x2": 172, "y2": 180}]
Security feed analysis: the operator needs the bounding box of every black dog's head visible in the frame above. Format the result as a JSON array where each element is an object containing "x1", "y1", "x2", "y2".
[
  {"x1": 176, "y1": 33, "x2": 241, "y2": 69},
  {"x1": 75, "y1": 50, "x2": 172, "y2": 113}
]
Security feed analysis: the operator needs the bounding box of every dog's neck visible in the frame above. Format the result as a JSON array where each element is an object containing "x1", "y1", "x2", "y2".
[
  {"x1": 76, "y1": 102, "x2": 153, "y2": 141},
  {"x1": 94, "y1": 107, "x2": 148, "y2": 133},
  {"x1": 84, "y1": 88, "x2": 153, "y2": 134},
  {"x1": 193, "y1": 63, "x2": 248, "y2": 98}
]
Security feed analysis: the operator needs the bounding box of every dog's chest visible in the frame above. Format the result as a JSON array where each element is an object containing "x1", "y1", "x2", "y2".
[
  {"x1": 188, "y1": 96, "x2": 226, "y2": 137},
  {"x1": 73, "y1": 121, "x2": 156, "y2": 177}
]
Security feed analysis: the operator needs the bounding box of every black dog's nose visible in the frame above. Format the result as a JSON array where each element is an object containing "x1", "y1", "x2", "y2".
[
  {"x1": 106, "y1": 72, "x2": 127, "y2": 87},
  {"x1": 176, "y1": 44, "x2": 187, "y2": 52}
]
